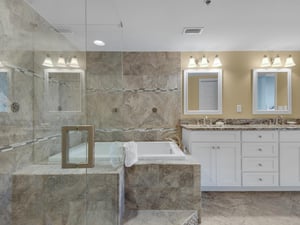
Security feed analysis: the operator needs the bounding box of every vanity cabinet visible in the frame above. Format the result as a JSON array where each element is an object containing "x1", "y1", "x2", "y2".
[
  {"x1": 183, "y1": 127, "x2": 300, "y2": 191},
  {"x1": 182, "y1": 130, "x2": 241, "y2": 188},
  {"x1": 280, "y1": 131, "x2": 300, "y2": 186},
  {"x1": 242, "y1": 131, "x2": 279, "y2": 187}
]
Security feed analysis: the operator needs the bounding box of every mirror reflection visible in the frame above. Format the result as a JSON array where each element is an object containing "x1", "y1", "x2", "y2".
[
  {"x1": 183, "y1": 69, "x2": 222, "y2": 115},
  {"x1": 253, "y1": 68, "x2": 291, "y2": 114},
  {"x1": 0, "y1": 69, "x2": 11, "y2": 112},
  {"x1": 45, "y1": 69, "x2": 85, "y2": 112}
]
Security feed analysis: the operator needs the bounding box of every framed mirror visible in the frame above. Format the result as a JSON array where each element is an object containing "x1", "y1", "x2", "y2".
[
  {"x1": 252, "y1": 68, "x2": 292, "y2": 114},
  {"x1": 44, "y1": 68, "x2": 85, "y2": 112},
  {"x1": 0, "y1": 68, "x2": 11, "y2": 113},
  {"x1": 183, "y1": 69, "x2": 222, "y2": 115}
]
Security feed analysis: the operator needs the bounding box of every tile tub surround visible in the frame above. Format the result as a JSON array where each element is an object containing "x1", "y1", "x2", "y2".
[
  {"x1": 201, "y1": 192, "x2": 300, "y2": 225},
  {"x1": 11, "y1": 165, "x2": 124, "y2": 225},
  {"x1": 125, "y1": 157, "x2": 201, "y2": 223}
]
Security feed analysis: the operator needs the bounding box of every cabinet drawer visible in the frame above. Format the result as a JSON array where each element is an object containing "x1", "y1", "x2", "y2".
[
  {"x1": 242, "y1": 131, "x2": 278, "y2": 142},
  {"x1": 242, "y1": 143, "x2": 278, "y2": 157},
  {"x1": 280, "y1": 130, "x2": 300, "y2": 142},
  {"x1": 243, "y1": 173, "x2": 278, "y2": 186},
  {"x1": 243, "y1": 158, "x2": 278, "y2": 172},
  {"x1": 190, "y1": 131, "x2": 240, "y2": 142}
]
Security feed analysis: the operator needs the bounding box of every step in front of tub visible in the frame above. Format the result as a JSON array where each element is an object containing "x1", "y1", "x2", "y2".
[{"x1": 123, "y1": 210, "x2": 198, "y2": 225}]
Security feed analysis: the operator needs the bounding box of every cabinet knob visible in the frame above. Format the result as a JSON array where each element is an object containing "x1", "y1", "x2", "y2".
[
  {"x1": 216, "y1": 146, "x2": 220, "y2": 149},
  {"x1": 258, "y1": 135, "x2": 262, "y2": 138},
  {"x1": 258, "y1": 148, "x2": 262, "y2": 152},
  {"x1": 258, "y1": 163, "x2": 263, "y2": 167},
  {"x1": 212, "y1": 146, "x2": 215, "y2": 149},
  {"x1": 258, "y1": 178, "x2": 263, "y2": 181}
]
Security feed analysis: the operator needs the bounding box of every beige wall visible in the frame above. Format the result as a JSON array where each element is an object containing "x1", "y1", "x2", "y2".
[{"x1": 181, "y1": 51, "x2": 300, "y2": 119}]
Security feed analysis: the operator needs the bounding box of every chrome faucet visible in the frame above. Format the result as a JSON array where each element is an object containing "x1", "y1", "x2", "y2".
[
  {"x1": 203, "y1": 116, "x2": 208, "y2": 125},
  {"x1": 275, "y1": 115, "x2": 283, "y2": 125}
]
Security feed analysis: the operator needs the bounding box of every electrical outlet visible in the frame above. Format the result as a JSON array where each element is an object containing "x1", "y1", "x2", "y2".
[{"x1": 237, "y1": 104, "x2": 242, "y2": 113}]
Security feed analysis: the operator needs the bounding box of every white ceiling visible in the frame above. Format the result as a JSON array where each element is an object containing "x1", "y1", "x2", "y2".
[{"x1": 25, "y1": 0, "x2": 300, "y2": 51}]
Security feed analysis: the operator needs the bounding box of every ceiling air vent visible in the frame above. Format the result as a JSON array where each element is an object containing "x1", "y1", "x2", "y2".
[{"x1": 183, "y1": 27, "x2": 204, "y2": 35}]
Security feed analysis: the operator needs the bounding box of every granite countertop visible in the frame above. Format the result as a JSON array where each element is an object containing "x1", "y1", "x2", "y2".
[{"x1": 181, "y1": 124, "x2": 300, "y2": 131}]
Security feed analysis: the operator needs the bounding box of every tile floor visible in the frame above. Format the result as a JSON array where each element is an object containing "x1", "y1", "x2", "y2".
[{"x1": 201, "y1": 192, "x2": 300, "y2": 225}]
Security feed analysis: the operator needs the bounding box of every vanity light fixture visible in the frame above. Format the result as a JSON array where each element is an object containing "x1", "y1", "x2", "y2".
[
  {"x1": 272, "y1": 55, "x2": 282, "y2": 67},
  {"x1": 284, "y1": 55, "x2": 296, "y2": 67},
  {"x1": 188, "y1": 56, "x2": 197, "y2": 68},
  {"x1": 212, "y1": 55, "x2": 222, "y2": 67},
  {"x1": 261, "y1": 55, "x2": 271, "y2": 67},
  {"x1": 69, "y1": 56, "x2": 80, "y2": 68},
  {"x1": 42, "y1": 55, "x2": 54, "y2": 67},
  {"x1": 57, "y1": 56, "x2": 67, "y2": 67},
  {"x1": 199, "y1": 55, "x2": 209, "y2": 67}
]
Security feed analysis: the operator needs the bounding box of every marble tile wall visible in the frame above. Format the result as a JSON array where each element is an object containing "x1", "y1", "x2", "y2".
[
  {"x1": 11, "y1": 165, "x2": 124, "y2": 225},
  {"x1": 125, "y1": 164, "x2": 201, "y2": 223},
  {"x1": 86, "y1": 52, "x2": 181, "y2": 142}
]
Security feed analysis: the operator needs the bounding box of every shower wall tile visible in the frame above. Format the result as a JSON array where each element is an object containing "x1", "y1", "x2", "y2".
[
  {"x1": 122, "y1": 91, "x2": 180, "y2": 128},
  {"x1": 123, "y1": 52, "x2": 181, "y2": 77},
  {"x1": 86, "y1": 52, "x2": 122, "y2": 90},
  {"x1": 87, "y1": 91, "x2": 124, "y2": 128},
  {"x1": 86, "y1": 51, "x2": 181, "y2": 141}
]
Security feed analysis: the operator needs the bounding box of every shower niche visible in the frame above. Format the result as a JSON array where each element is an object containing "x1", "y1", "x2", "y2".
[{"x1": 44, "y1": 68, "x2": 85, "y2": 112}]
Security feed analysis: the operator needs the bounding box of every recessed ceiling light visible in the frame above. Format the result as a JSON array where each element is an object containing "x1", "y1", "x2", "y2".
[{"x1": 93, "y1": 40, "x2": 105, "y2": 46}]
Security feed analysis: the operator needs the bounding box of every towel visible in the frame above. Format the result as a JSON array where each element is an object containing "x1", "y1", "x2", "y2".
[{"x1": 123, "y1": 141, "x2": 138, "y2": 167}]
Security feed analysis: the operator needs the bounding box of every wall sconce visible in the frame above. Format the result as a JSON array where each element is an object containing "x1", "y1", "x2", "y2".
[
  {"x1": 42, "y1": 55, "x2": 54, "y2": 67},
  {"x1": 212, "y1": 55, "x2": 222, "y2": 67},
  {"x1": 261, "y1": 55, "x2": 271, "y2": 67},
  {"x1": 57, "y1": 56, "x2": 67, "y2": 67},
  {"x1": 42, "y1": 55, "x2": 80, "y2": 68},
  {"x1": 0, "y1": 61, "x2": 4, "y2": 68},
  {"x1": 260, "y1": 55, "x2": 296, "y2": 68},
  {"x1": 285, "y1": 55, "x2": 296, "y2": 67},
  {"x1": 199, "y1": 55, "x2": 209, "y2": 67},
  {"x1": 272, "y1": 55, "x2": 282, "y2": 67},
  {"x1": 188, "y1": 56, "x2": 197, "y2": 68},
  {"x1": 188, "y1": 55, "x2": 222, "y2": 68},
  {"x1": 69, "y1": 56, "x2": 80, "y2": 68}
]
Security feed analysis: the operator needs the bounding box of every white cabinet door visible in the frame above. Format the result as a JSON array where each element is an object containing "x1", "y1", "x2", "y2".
[
  {"x1": 217, "y1": 143, "x2": 241, "y2": 186},
  {"x1": 280, "y1": 143, "x2": 300, "y2": 186},
  {"x1": 191, "y1": 142, "x2": 241, "y2": 187},
  {"x1": 191, "y1": 143, "x2": 217, "y2": 186}
]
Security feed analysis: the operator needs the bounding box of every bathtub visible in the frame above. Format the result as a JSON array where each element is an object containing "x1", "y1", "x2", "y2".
[{"x1": 48, "y1": 141, "x2": 185, "y2": 165}]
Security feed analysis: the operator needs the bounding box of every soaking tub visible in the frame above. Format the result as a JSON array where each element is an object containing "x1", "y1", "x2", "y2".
[{"x1": 48, "y1": 141, "x2": 185, "y2": 164}]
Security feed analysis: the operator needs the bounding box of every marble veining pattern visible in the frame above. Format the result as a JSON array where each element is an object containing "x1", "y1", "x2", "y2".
[
  {"x1": 123, "y1": 210, "x2": 198, "y2": 225},
  {"x1": 125, "y1": 163, "x2": 201, "y2": 223},
  {"x1": 201, "y1": 192, "x2": 300, "y2": 225}
]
